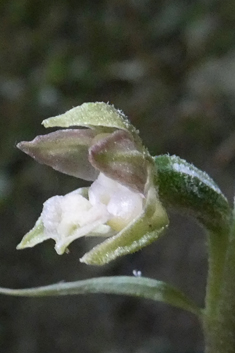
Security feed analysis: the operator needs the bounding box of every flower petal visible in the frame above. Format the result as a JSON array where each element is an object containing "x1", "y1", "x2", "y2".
[
  {"x1": 89, "y1": 173, "x2": 144, "y2": 231},
  {"x1": 42, "y1": 102, "x2": 134, "y2": 132},
  {"x1": 89, "y1": 130, "x2": 148, "y2": 193},
  {"x1": 17, "y1": 187, "x2": 115, "y2": 255},
  {"x1": 17, "y1": 129, "x2": 98, "y2": 181},
  {"x1": 80, "y1": 182, "x2": 169, "y2": 265}
]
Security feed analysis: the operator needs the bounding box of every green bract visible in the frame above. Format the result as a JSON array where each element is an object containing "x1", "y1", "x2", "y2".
[
  {"x1": 154, "y1": 154, "x2": 231, "y2": 232},
  {"x1": 17, "y1": 102, "x2": 169, "y2": 265}
]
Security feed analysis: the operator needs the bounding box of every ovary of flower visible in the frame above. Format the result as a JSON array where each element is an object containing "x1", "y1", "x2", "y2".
[{"x1": 41, "y1": 173, "x2": 144, "y2": 254}]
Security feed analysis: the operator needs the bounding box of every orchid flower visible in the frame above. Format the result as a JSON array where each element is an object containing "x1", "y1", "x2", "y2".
[{"x1": 16, "y1": 102, "x2": 168, "y2": 265}]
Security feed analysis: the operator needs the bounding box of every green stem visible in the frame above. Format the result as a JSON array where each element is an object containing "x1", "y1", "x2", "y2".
[
  {"x1": 204, "y1": 229, "x2": 229, "y2": 320},
  {"x1": 204, "y1": 223, "x2": 235, "y2": 353},
  {"x1": 154, "y1": 154, "x2": 235, "y2": 352}
]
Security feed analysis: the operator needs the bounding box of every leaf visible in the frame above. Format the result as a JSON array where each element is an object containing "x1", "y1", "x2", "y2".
[
  {"x1": 0, "y1": 276, "x2": 202, "y2": 317},
  {"x1": 155, "y1": 155, "x2": 231, "y2": 232}
]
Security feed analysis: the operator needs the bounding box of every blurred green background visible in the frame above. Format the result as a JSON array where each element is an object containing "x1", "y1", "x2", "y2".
[{"x1": 1, "y1": 1, "x2": 235, "y2": 352}]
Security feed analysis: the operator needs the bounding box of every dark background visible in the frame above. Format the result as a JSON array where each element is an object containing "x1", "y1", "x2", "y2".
[{"x1": 1, "y1": 1, "x2": 235, "y2": 352}]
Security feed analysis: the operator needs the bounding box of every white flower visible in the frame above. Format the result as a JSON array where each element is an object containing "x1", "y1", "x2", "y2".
[
  {"x1": 37, "y1": 173, "x2": 144, "y2": 255},
  {"x1": 17, "y1": 102, "x2": 168, "y2": 265}
]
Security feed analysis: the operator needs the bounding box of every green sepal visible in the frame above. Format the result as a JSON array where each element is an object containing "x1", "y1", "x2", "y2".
[
  {"x1": 155, "y1": 155, "x2": 231, "y2": 232},
  {"x1": 42, "y1": 102, "x2": 136, "y2": 134},
  {"x1": 0, "y1": 276, "x2": 202, "y2": 317},
  {"x1": 16, "y1": 217, "x2": 48, "y2": 249}
]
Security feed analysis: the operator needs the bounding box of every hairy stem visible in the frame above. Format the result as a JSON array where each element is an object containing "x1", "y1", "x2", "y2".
[
  {"x1": 204, "y1": 218, "x2": 235, "y2": 353},
  {"x1": 204, "y1": 229, "x2": 229, "y2": 321}
]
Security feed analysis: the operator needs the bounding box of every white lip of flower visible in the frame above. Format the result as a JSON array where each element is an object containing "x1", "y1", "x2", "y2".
[{"x1": 41, "y1": 173, "x2": 144, "y2": 254}]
